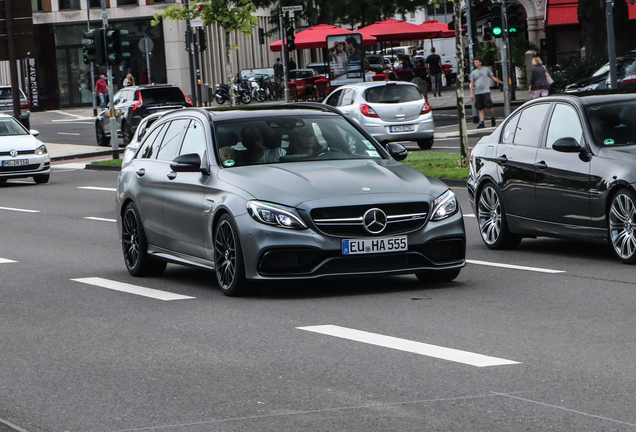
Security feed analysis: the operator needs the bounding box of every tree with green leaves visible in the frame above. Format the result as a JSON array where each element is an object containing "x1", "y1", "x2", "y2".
[{"x1": 152, "y1": 0, "x2": 258, "y2": 106}]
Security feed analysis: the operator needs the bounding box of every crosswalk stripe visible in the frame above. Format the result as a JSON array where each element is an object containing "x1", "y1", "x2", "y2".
[
  {"x1": 71, "y1": 277, "x2": 196, "y2": 301},
  {"x1": 297, "y1": 325, "x2": 520, "y2": 367}
]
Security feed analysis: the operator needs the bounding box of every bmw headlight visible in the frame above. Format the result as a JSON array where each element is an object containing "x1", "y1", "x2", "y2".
[
  {"x1": 431, "y1": 189, "x2": 458, "y2": 221},
  {"x1": 34, "y1": 144, "x2": 47, "y2": 156},
  {"x1": 247, "y1": 201, "x2": 307, "y2": 229}
]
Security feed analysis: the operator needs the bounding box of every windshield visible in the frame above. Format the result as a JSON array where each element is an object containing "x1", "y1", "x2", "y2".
[
  {"x1": 0, "y1": 87, "x2": 26, "y2": 100},
  {"x1": 0, "y1": 117, "x2": 29, "y2": 136},
  {"x1": 586, "y1": 100, "x2": 636, "y2": 146},
  {"x1": 213, "y1": 115, "x2": 383, "y2": 167},
  {"x1": 364, "y1": 85, "x2": 423, "y2": 104}
]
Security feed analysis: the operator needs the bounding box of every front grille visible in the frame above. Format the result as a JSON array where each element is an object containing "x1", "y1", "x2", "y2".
[
  {"x1": 0, "y1": 163, "x2": 40, "y2": 172},
  {"x1": 0, "y1": 150, "x2": 33, "y2": 156},
  {"x1": 311, "y1": 202, "x2": 429, "y2": 237}
]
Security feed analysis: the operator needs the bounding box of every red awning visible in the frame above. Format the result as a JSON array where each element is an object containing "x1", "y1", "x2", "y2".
[
  {"x1": 546, "y1": 0, "x2": 636, "y2": 26},
  {"x1": 269, "y1": 24, "x2": 377, "y2": 52},
  {"x1": 358, "y1": 18, "x2": 441, "y2": 42},
  {"x1": 419, "y1": 19, "x2": 466, "y2": 37}
]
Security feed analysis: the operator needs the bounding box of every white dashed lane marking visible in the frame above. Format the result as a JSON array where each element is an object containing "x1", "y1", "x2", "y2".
[
  {"x1": 72, "y1": 277, "x2": 196, "y2": 301},
  {"x1": 0, "y1": 258, "x2": 17, "y2": 264},
  {"x1": 0, "y1": 206, "x2": 40, "y2": 213},
  {"x1": 84, "y1": 217, "x2": 116, "y2": 223},
  {"x1": 467, "y1": 259, "x2": 566, "y2": 274},
  {"x1": 78, "y1": 186, "x2": 117, "y2": 192},
  {"x1": 298, "y1": 325, "x2": 520, "y2": 367}
]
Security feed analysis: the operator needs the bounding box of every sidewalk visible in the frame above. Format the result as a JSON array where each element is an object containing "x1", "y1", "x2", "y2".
[{"x1": 46, "y1": 83, "x2": 531, "y2": 162}]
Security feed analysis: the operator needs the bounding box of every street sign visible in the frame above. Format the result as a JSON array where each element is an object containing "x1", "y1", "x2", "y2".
[
  {"x1": 139, "y1": 37, "x2": 154, "y2": 54},
  {"x1": 191, "y1": 3, "x2": 204, "y2": 28},
  {"x1": 282, "y1": 5, "x2": 303, "y2": 12}
]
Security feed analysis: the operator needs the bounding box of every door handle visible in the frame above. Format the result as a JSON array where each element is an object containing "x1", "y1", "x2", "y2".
[
  {"x1": 167, "y1": 172, "x2": 177, "y2": 180},
  {"x1": 495, "y1": 155, "x2": 508, "y2": 163},
  {"x1": 341, "y1": 110, "x2": 350, "y2": 114},
  {"x1": 136, "y1": 168, "x2": 145, "y2": 177},
  {"x1": 534, "y1": 161, "x2": 548, "y2": 169}
]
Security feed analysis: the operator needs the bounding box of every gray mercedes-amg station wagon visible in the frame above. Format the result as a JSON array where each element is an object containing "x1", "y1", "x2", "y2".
[{"x1": 116, "y1": 104, "x2": 465, "y2": 296}]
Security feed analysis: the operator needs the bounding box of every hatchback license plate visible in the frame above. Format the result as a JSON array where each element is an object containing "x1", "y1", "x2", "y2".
[
  {"x1": 342, "y1": 236, "x2": 408, "y2": 255},
  {"x1": 390, "y1": 125, "x2": 414, "y2": 132},
  {"x1": 2, "y1": 159, "x2": 28, "y2": 167}
]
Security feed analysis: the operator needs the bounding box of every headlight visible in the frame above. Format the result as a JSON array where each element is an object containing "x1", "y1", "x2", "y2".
[
  {"x1": 431, "y1": 189, "x2": 458, "y2": 221},
  {"x1": 34, "y1": 144, "x2": 47, "y2": 156},
  {"x1": 247, "y1": 201, "x2": 307, "y2": 229}
]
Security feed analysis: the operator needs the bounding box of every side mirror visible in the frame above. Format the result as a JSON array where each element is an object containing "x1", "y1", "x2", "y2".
[
  {"x1": 30, "y1": 129, "x2": 39, "y2": 137},
  {"x1": 170, "y1": 153, "x2": 202, "y2": 172},
  {"x1": 552, "y1": 137, "x2": 582, "y2": 153},
  {"x1": 386, "y1": 142, "x2": 408, "y2": 161}
]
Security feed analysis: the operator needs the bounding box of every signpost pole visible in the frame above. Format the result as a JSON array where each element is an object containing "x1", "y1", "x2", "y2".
[
  {"x1": 87, "y1": 0, "x2": 97, "y2": 116},
  {"x1": 5, "y1": 0, "x2": 21, "y2": 124},
  {"x1": 100, "y1": 0, "x2": 118, "y2": 159}
]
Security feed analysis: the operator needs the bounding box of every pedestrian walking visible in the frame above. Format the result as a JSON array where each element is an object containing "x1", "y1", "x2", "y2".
[
  {"x1": 123, "y1": 73, "x2": 135, "y2": 87},
  {"x1": 426, "y1": 47, "x2": 443, "y2": 97},
  {"x1": 273, "y1": 58, "x2": 283, "y2": 80},
  {"x1": 470, "y1": 58, "x2": 504, "y2": 129},
  {"x1": 288, "y1": 57, "x2": 297, "y2": 71},
  {"x1": 95, "y1": 74, "x2": 108, "y2": 109},
  {"x1": 528, "y1": 56, "x2": 550, "y2": 98}
]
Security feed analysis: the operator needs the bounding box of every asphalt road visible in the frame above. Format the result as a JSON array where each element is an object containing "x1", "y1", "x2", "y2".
[{"x1": 1, "y1": 167, "x2": 636, "y2": 432}]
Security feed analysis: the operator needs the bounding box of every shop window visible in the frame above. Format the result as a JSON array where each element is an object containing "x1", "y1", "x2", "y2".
[
  {"x1": 31, "y1": 0, "x2": 43, "y2": 11},
  {"x1": 59, "y1": 0, "x2": 81, "y2": 9},
  {"x1": 89, "y1": 0, "x2": 102, "y2": 7},
  {"x1": 117, "y1": 0, "x2": 138, "y2": 5}
]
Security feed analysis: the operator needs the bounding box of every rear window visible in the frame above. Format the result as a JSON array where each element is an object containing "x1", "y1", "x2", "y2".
[
  {"x1": 0, "y1": 87, "x2": 27, "y2": 100},
  {"x1": 363, "y1": 85, "x2": 422, "y2": 104},
  {"x1": 139, "y1": 87, "x2": 185, "y2": 104}
]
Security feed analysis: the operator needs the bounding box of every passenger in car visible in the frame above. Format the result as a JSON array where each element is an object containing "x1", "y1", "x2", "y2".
[
  {"x1": 241, "y1": 125, "x2": 286, "y2": 164},
  {"x1": 295, "y1": 130, "x2": 321, "y2": 157},
  {"x1": 218, "y1": 146, "x2": 235, "y2": 164}
]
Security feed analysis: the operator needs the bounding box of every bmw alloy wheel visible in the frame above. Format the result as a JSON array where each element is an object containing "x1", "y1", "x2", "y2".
[
  {"x1": 609, "y1": 190, "x2": 636, "y2": 263},
  {"x1": 477, "y1": 184, "x2": 521, "y2": 249}
]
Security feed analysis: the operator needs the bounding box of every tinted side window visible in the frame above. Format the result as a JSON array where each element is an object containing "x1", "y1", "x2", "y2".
[
  {"x1": 502, "y1": 112, "x2": 520, "y2": 144},
  {"x1": 546, "y1": 104, "x2": 584, "y2": 149},
  {"x1": 513, "y1": 104, "x2": 551, "y2": 147},
  {"x1": 156, "y1": 119, "x2": 189, "y2": 161},
  {"x1": 340, "y1": 89, "x2": 357, "y2": 106},
  {"x1": 180, "y1": 120, "x2": 207, "y2": 160},
  {"x1": 325, "y1": 89, "x2": 343, "y2": 107},
  {"x1": 137, "y1": 123, "x2": 166, "y2": 159}
]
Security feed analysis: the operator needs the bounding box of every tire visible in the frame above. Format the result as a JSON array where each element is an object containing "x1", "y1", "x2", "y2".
[
  {"x1": 215, "y1": 94, "x2": 226, "y2": 105},
  {"x1": 122, "y1": 203, "x2": 167, "y2": 277},
  {"x1": 241, "y1": 93, "x2": 252, "y2": 104},
  {"x1": 415, "y1": 268, "x2": 461, "y2": 283},
  {"x1": 416, "y1": 137, "x2": 434, "y2": 150},
  {"x1": 214, "y1": 214, "x2": 247, "y2": 296},
  {"x1": 122, "y1": 122, "x2": 134, "y2": 146},
  {"x1": 477, "y1": 183, "x2": 522, "y2": 249},
  {"x1": 33, "y1": 174, "x2": 49, "y2": 184},
  {"x1": 256, "y1": 90, "x2": 266, "y2": 103},
  {"x1": 96, "y1": 122, "x2": 110, "y2": 147},
  {"x1": 608, "y1": 188, "x2": 636, "y2": 264}
]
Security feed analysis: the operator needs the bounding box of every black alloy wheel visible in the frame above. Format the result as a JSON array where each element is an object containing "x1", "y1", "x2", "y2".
[
  {"x1": 477, "y1": 183, "x2": 521, "y2": 249},
  {"x1": 96, "y1": 122, "x2": 110, "y2": 147},
  {"x1": 122, "y1": 122, "x2": 134, "y2": 146},
  {"x1": 214, "y1": 214, "x2": 246, "y2": 296},
  {"x1": 122, "y1": 203, "x2": 167, "y2": 277},
  {"x1": 609, "y1": 188, "x2": 636, "y2": 264},
  {"x1": 417, "y1": 137, "x2": 434, "y2": 150},
  {"x1": 241, "y1": 92, "x2": 252, "y2": 104},
  {"x1": 415, "y1": 268, "x2": 461, "y2": 283}
]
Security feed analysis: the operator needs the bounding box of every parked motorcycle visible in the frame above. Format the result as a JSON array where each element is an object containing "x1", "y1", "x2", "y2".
[
  {"x1": 215, "y1": 82, "x2": 252, "y2": 105},
  {"x1": 248, "y1": 77, "x2": 267, "y2": 103}
]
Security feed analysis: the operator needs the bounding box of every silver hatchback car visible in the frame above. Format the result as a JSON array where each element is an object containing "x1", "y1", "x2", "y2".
[{"x1": 323, "y1": 81, "x2": 435, "y2": 150}]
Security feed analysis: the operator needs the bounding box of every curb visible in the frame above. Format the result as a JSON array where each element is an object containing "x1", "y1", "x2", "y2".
[
  {"x1": 85, "y1": 163, "x2": 121, "y2": 171},
  {"x1": 51, "y1": 150, "x2": 112, "y2": 162},
  {"x1": 440, "y1": 178, "x2": 467, "y2": 188}
]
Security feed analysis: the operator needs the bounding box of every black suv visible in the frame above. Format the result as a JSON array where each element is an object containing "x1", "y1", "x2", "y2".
[{"x1": 95, "y1": 84, "x2": 192, "y2": 146}]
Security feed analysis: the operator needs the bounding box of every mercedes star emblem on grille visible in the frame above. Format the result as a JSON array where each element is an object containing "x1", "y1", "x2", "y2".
[
  {"x1": 363, "y1": 208, "x2": 387, "y2": 234},
  {"x1": 9, "y1": 149, "x2": 18, "y2": 157}
]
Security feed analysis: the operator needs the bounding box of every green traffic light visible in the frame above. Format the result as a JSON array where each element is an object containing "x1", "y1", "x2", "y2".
[
  {"x1": 509, "y1": 28, "x2": 517, "y2": 33},
  {"x1": 493, "y1": 27, "x2": 502, "y2": 36}
]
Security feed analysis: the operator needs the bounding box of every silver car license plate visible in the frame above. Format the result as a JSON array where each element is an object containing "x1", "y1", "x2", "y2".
[
  {"x1": 2, "y1": 159, "x2": 28, "y2": 167},
  {"x1": 390, "y1": 125, "x2": 414, "y2": 133},
  {"x1": 342, "y1": 236, "x2": 408, "y2": 255}
]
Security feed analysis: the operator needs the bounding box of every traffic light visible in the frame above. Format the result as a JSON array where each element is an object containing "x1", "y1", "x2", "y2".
[
  {"x1": 490, "y1": 4, "x2": 503, "y2": 38},
  {"x1": 285, "y1": 26, "x2": 295, "y2": 51},
  {"x1": 506, "y1": 3, "x2": 526, "y2": 35},
  {"x1": 104, "y1": 27, "x2": 131, "y2": 65},
  {"x1": 197, "y1": 28, "x2": 207, "y2": 52},
  {"x1": 83, "y1": 28, "x2": 104, "y2": 65}
]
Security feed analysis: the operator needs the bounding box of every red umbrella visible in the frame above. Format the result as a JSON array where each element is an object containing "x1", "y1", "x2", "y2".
[
  {"x1": 358, "y1": 18, "x2": 440, "y2": 42},
  {"x1": 270, "y1": 24, "x2": 377, "y2": 52},
  {"x1": 419, "y1": 20, "x2": 465, "y2": 37}
]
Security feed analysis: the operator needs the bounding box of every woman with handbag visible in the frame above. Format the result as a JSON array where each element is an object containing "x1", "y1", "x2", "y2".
[{"x1": 528, "y1": 56, "x2": 551, "y2": 98}]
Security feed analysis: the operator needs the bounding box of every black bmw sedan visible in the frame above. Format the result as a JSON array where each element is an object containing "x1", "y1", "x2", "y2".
[
  {"x1": 468, "y1": 93, "x2": 636, "y2": 263},
  {"x1": 117, "y1": 104, "x2": 466, "y2": 296}
]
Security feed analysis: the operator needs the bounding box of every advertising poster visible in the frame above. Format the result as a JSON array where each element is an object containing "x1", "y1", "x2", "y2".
[{"x1": 327, "y1": 33, "x2": 364, "y2": 87}]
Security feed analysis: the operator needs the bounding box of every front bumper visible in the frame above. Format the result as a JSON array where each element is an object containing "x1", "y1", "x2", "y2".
[{"x1": 0, "y1": 154, "x2": 50, "y2": 180}]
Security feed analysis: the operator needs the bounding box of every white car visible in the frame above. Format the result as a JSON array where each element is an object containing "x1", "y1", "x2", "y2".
[
  {"x1": 323, "y1": 81, "x2": 435, "y2": 150},
  {"x1": 0, "y1": 114, "x2": 50, "y2": 184}
]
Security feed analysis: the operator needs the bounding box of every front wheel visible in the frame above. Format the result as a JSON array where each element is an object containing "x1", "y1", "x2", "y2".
[
  {"x1": 608, "y1": 189, "x2": 636, "y2": 264},
  {"x1": 96, "y1": 122, "x2": 110, "y2": 147},
  {"x1": 241, "y1": 92, "x2": 252, "y2": 104},
  {"x1": 255, "y1": 90, "x2": 266, "y2": 102},
  {"x1": 215, "y1": 94, "x2": 226, "y2": 105},
  {"x1": 416, "y1": 137, "x2": 434, "y2": 150},
  {"x1": 122, "y1": 122, "x2": 134, "y2": 146},
  {"x1": 214, "y1": 214, "x2": 247, "y2": 296},
  {"x1": 477, "y1": 183, "x2": 521, "y2": 249},
  {"x1": 122, "y1": 203, "x2": 167, "y2": 277},
  {"x1": 33, "y1": 174, "x2": 49, "y2": 184}
]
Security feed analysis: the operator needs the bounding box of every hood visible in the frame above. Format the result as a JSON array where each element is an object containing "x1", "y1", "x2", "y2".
[
  {"x1": 217, "y1": 159, "x2": 444, "y2": 207},
  {"x1": 0, "y1": 135, "x2": 41, "y2": 152}
]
